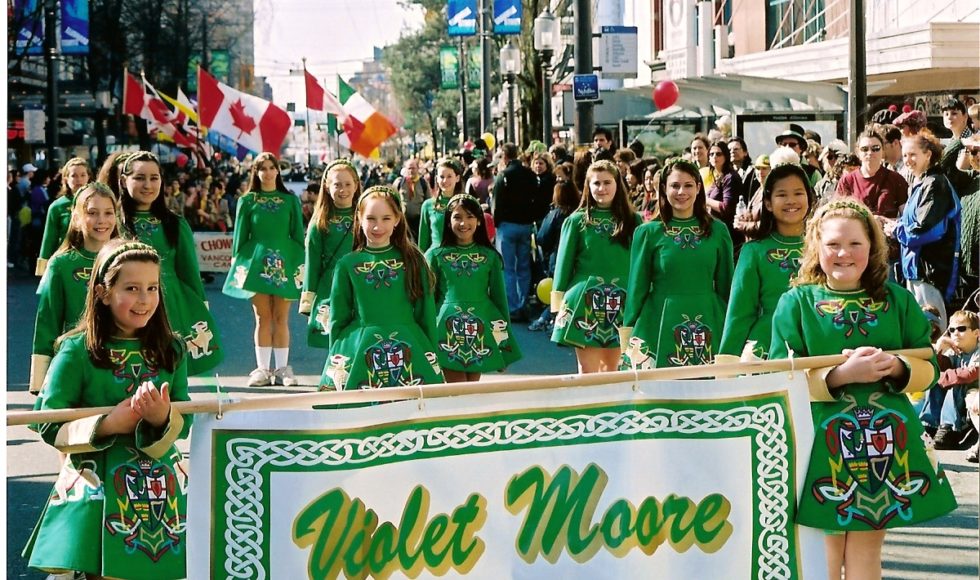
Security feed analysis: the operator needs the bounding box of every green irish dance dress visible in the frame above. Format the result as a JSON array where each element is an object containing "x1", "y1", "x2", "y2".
[
  {"x1": 551, "y1": 208, "x2": 639, "y2": 348},
  {"x1": 320, "y1": 245, "x2": 444, "y2": 389},
  {"x1": 426, "y1": 243, "x2": 522, "y2": 372},
  {"x1": 24, "y1": 335, "x2": 192, "y2": 579},
  {"x1": 302, "y1": 206, "x2": 355, "y2": 348},
  {"x1": 718, "y1": 232, "x2": 803, "y2": 361},
  {"x1": 37, "y1": 194, "x2": 74, "y2": 273},
  {"x1": 30, "y1": 248, "x2": 97, "y2": 392},
  {"x1": 621, "y1": 217, "x2": 733, "y2": 369},
  {"x1": 771, "y1": 282, "x2": 957, "y2": 531},
  {"x1": 132, "y1": 211, "x2": 223, "y2": 375},
  {"x1": 418, "y1": 194, "x2": 452, "y2": 253},
  {"x1": 223, "y1": 190, "x2": 305, "y2": 300}
]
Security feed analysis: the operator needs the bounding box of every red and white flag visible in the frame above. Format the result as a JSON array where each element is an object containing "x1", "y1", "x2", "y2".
[
  {"x1": 122, "y1": 70, "x2": 194, "y2": 148},
  {"x1": 197, "y1": 67, "x2": 291, "y2": 154}
]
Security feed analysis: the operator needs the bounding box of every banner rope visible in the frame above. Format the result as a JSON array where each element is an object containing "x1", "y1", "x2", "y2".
[{"x1": 6, "y1": 347, "x2": 934, "y2": 426}]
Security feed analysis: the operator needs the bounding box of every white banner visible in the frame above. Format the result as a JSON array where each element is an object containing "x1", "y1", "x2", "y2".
[
  {"x1": 192, "y1": 231, "x2": 233, "y2": 273},
  {"x1": 188, "y1": 373, "x2": 825, "y2": 579}
]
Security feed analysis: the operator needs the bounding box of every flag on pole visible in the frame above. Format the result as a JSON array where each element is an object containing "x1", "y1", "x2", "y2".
[
  {"x1": 336, "y1": 76, "x2": 397, "y2": 157},
  {"x1": 304, "y1": 70, "x2": 325, "y2": 111},
  {"x1": 122, "y1": 70, "x2": 194, "y2": 148},
  {"x1": 197, "y1": 67, "x2": 291, "y2": 154}
]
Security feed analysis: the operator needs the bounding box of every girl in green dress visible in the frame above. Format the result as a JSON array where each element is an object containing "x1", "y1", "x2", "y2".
[
  {"x1": 718, "y1": 163, "x2": 814, "y2": 362},
  {"x1": 551, "y1": 160, "x2": 640, "y2": 373},
  {"x1": 119, "y1": 151, "x2": 224, "y2": 377},
  {"x1": 418, "y1": 157, "x2": 463, "y2": 253},
  {"x1": 223, "y1": 152, "x2": 305, "y2": 386},
  {"x1": 31, "y1": 183, "x2": 121, "y2": 394},
  {"x1": 25, "y1": 240, "x2": 192, "y2": 580},
  {"x1": 620, "y1": 158, "x2": 734, "y2": 369},
  {"x1": 319, "y1": 186, "x2": 444, "y2": 390},
  {"x1": 36, "y1": 157, "x2": 91, "y2": 276},
  {"x1": 300, "y1": 159, "x2": 361, "y2": 348},
  {"x1": 771, "y1": 199, "x2": 956, "y2": 579},
  {"x1": 427, "y1": 194, "x2": 522, "y2": 382}
]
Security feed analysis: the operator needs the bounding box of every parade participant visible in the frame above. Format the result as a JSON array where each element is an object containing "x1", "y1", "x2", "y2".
[
  {"x1": 30, "y1": 182, "x2": 120, "y2": 394},
  {"x1": 426, "y1": 194, "x2": 521, "y2": 382},
  {"x1": 551, "y1": 160, "x2": 640, "y2": 373},
  {"x1": 718, "y1": 164, "x2": 813, "y2": 362},
  {"x1": 223, "y1": 152, "x2": 304, "y2": 386},
  {"x1": 319, "y1": 186, "x2": 444, "y2": 390},
  {"x1": 36, "y1": 157, "x2": 92, "y2": 275},
  {"x1": 120, "y1": 151, "x2": 223, "y2": 377},
  {"x1": 418, "y1": 157, "x2": 463, "y2": 253},
  {"x1": 96, "y1": 151, "x2": 132, "y2": 199},
  {"x1": 299, "y1": 159, "x2": 361, "y2": 349},
  {"x1": 620, "y1": 158, "x2": 733, "y2": 369},
  {"x1": 25, "y1": 240, "x2": 193, "y2": 580},
  {"x1": 770, "y1": 198, "x2": 956, "y2": 580}
]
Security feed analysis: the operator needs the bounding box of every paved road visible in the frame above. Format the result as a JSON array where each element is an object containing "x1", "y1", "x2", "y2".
[{"x1": 5, "y1": 266, "x2": 978, "y2": 578}]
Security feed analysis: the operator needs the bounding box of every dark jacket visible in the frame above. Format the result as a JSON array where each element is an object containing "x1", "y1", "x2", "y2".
[
  {"x1": 492, "y1": 160, "x2": 540, "y2": 226},
  {"x1": 895, "y1": 167, "x2": 961, "y2": 300}
]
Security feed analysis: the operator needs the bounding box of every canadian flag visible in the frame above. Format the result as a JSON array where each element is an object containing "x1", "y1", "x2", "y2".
[{"x1": 197, "y1": 67, "x2": 290, "y2": 154}]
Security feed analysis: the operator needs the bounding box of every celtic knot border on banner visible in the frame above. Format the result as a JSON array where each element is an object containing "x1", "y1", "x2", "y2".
[{"x1": 220, "y1": 402, "x2": 792, "y2": 580}]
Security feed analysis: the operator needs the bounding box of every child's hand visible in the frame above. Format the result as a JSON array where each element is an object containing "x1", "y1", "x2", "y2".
[
  {"x1": 832, "y1": 347, "x2": 903, "y2": 385},
  {"x1": 131, "y1": 381, "x2": 172, "y2": 428},
  {"x1": 97, "y1": 397, "x2": 142, "y2": 437},
  {"x1": 934, "y1": 336, "x2": 956, "y2": 354}
]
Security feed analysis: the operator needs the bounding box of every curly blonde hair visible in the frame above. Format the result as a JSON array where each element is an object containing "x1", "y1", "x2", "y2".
[{"x1": 793, "y1": 197, "x2": 890, "y2": 301}]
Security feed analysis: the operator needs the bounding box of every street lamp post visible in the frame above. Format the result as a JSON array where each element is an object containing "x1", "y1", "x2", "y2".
[
  {"x1": 534, "y1": 9, "x2": 559, "y2": 147},
  {"x1": 94, "y1": 89, "x2": 111, "y2": 168},
  {"x1": 44, "y1": 0, "x2": 62, "y2": 169},
  {"x1": 499, "y1": 41, "x2": 521, "y2": 144},
  {"x1": 436, "y1": 117, "x2": 448, "y2": 156}
]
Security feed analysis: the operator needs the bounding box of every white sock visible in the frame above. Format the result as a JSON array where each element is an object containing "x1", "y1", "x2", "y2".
[
  {"x1": 256, "y1": 346, "x2": 273, "y2": 370},
  {"x1": 274, "y1": 348, "x2": 289, "y2": 369}
]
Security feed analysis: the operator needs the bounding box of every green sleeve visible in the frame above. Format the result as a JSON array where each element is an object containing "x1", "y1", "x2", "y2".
[
  {"x1": 327, "y1": 259, "x2": 355, "y2": 347},
  {"x1": 488, "y1": 252, "x2": 511, "y2": 322},
  {"x1": 31, "y1": 340, "x2": 98, "y2": 448},
  {"x1": 424, "y1": 247, "x2": 444, "y2": 305},
  {"x1": 290, "y1": 193, "x2": 306, "y2": 247},
  {"x1": 769, "y1": 291, "x2": 807, "y2": 360},
  {"x1": 418, "y1": 200, "x2": 433, "y2": 253},
  {"x1": 552, "y1": 214, "x2": 580, "y2": 292},
  {"x1": 33, "y1": 262, "x2": 67, "y2": 357},
  {"x1": 624, "y1": 224, "x2": 653, "y2": 328},
  {"x1": 715, "y1": 223, "x2": 734, "y2": 303},
  {"x1": 231, "y1": 194, "x2": 253, "y2": 256},
  {"x1": 414, "y1": 261, "x2": 439, "y2": 345},
  {"x1": 39, "y1": 200, "x2": 67, "y2": 261},
  {"x1": 304, "y1": 222, "x2": 323, "y2": 293},
  {"x1": 175, "y1": 217, "x2": 207, "y2": 301},
  {"x1": 169, "y1": 350, "x2": 193, "y2": 439},
  {"x1": 719, "y1": 245, "x2": 761, "y2": 356}
]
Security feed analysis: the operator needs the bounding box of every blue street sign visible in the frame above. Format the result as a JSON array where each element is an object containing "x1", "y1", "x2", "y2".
[
  {"x1": 14, "y1": 0, "x2": 89, "y2": 56},
  {"x1": 493, "y1": 0, "x2": 522, "y2": 35},
  {"x1": 573, "y1": 74, "x2": 600, "y2": 102},
  {"x1": 447, "y1": 0, "x2": 477, "y2": 36}
]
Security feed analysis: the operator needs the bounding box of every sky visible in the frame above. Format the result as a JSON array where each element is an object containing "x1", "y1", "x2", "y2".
[{"x1": 253, "y1": 0, "x2": 426, "y2": 108}]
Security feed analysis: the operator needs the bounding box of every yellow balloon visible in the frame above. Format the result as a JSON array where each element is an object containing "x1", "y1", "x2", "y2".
[
  {"x1": 536, "y1": 277, "x2": 554, "y2": 305},
  {"x1": 481, "y1": 132, "x2": 496, "y2": 151}
]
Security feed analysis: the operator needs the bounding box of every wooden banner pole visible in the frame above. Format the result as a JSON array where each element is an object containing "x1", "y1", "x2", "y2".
[{"x1": 7, "y1": 348, "x2": 934, "y2": 426}]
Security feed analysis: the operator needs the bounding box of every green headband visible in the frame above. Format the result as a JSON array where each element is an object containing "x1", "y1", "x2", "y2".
[
  {"x1": 363, "y1": 185, "x2": 403, "y2": 207},
  {"x1": 326, "y1": 158, "x2": 357, "y2": 174},
  {"x1": 75, "y1": 181, "x2": 117, "y2": 200},
  {"x1": 448, "y1": 193, "x2": 481, "y2": 207},
  {"x1": 121, "y1": 150, "x2": 160, "y2": 175},
  {"x1": 821, "y1": 198, "x2": 873, "y2": 221},
  {"x1": 96, "y1": 242, "x2": 157, "y2": 285}
]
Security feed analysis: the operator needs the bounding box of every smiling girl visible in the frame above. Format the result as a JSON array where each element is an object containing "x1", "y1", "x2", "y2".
[
  {"x1": 119, "y1": 151, "x2": 223, "y2": 377},
  {"x1": 37, "y1": 157, "x2": 92, "y2": 275},
  {"x1": 771, "y1": 199, "x2": 956, "y2": 580},
  {"x1": 620, "y1": 158, "x2": 733, "y2": 369},
  {"x1": 301, "y1": 159, "x2": 362, "y2": 349},
  {"x1": 30, "y1": 182, "x2": 120, "y2": 394},
  {"x1": 319, "y1": 186, "x2": 444, "y2": 390},
  {"x1": 426, "y1": 194, "x2": 522, "y2": 382},
  {"x1": 719, "y1": 163, "x2": 814, "y2": 361},
  {"x1": 551, "y1": 160, "x2": 640, "y2": 373},
  {"x1": 26, "y1": 240, "x2": 192, "y2": 580},
  {"x1": 418, "y1": 158, "x2": 464, "y2": 253},
  {"x1": 223, "y1": 152, "x2": 305, "y2": 386}
]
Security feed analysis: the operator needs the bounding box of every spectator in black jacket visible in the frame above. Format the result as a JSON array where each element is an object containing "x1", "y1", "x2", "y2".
[{"x1": 493, "y1": 143, "x2": 540, "y2": 321}]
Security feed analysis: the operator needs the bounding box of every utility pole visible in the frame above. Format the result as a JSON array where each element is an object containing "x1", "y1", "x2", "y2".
[
  {"x1": 459, "y1": 38, "x2": 469, "y2": 142},
  {"x1": 303, "y1": 57, "x2": 313, "y2": 172},
  {"x1": 573, "y1": 0, "x2": 594, "y2": 145},
  {"x1": 44, "y1": 0, "x2": 62, "y2": 169},
  {"x1": 848, "y1": 0, "x2": 867, "y2": 144},
  {"x1": 479, "y1": 0, "x2": 492, "y2": 133}
]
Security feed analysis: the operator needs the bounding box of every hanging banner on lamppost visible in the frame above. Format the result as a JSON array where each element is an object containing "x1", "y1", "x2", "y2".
[
  {"x1": 14, "y1": 0, "x2": 90, "y2": 56},
  {"x1": 448, "y1": 0, "x2": 477, "y2": 36},
  {"x1": 467, "y1": 48, "x2": 482, "y2": 89},
  {"x1": 440, "y1": 45, "x2": 460, "y2": 90},
  {"x1": 493, "y1": 0, "x2": 522, "y2": 34}
]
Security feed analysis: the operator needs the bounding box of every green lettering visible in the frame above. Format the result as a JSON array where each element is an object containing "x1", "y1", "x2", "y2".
[
  {"x1": 693, "y1": 493, "x2": 733, "y2": 552},
  {"x1": 600, "y1": 498, "x2": 636, "y2": 551},
  {"x1": 448, "y1": 494, "x2": 487, "y2": 567},
  {"x1": 292, "y1": 488, "x2": 353, "y2": 580}
]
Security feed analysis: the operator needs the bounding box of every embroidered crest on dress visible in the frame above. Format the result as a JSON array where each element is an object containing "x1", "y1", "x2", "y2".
[
  {"x1": 51, "y1": 458, "x2": 104, "y2": 505},
  {"x1": 330, "y1": 214, "x2": 353, "y2": 233},
  {"x1": 185, "y1": 320, "x2": 216, "y2": 359},
  {"x1": 259, "y1": 250, "x2": 289, "y2": 287},
  {"x1": 355, "y1": 258, "x2": 404, "y2": 289},
  {"x1": 815, "y1": 297, "x2": 889, "y2": 339},
  {"x1": 812, "y1": 397, "x2": 931, "y2": 529},
  {"x1": 766, "y1": 246, "x2": 804, "y2": 273},
  {"x1": 443, "y1": 251, "x2": 487, "y2": 277},
  {"x1": 106, "y1": 448, "x2": 186, "y2": 562},
  {"x1": 574, "y1": 280, "x2": 625, "y2": 347},
  {"x1": 622, "y1": 337, "x2": 656, "y2": 370},
  {"x1": 440, "y1": 307, "x2": 492, "y2": 366},
  {"x1": 323, "y1": 353, "x2": 351, "y2": 390},
  {"x1": 583, "y1": 215, "x2": 617, "y2": 238},
  {"x1": 293, "y1": 263, "x2": 305, "y2": 289},
  {"x1": 72, "y1": 266, "x2": 93, "y2": 283},
  {"x1": 669, "y1": 314, "x2": 714, "y2": 366},
  {"x1": 314, "y1": 303, "x2": 331, "y2": 335},
  {"x1": 664, "y1": 223, "x2": 704, "y2": 249},
  {"x1": 254, "y1": 195, "x2": 285, "y2": 212},
  {"x1": 362, "y1": 333, "x2": 421, "y2": 388},
  {"x1": 132, "y1": 215, "x2": 161, "y2": 239},
  {"x1": 109, "y1": 349, "x2": 160, "y2": 395}
]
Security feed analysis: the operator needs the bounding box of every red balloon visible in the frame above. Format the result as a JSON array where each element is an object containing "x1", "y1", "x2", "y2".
[
  {"x1": 653, "y1": 80, "x2": 680, "y2": 110},
  {"x1": 888, "y1": 104, "x2": 898, "y2": 112},
  {"x1": 902, "y1": 104, "x2": 913, "y2": 114},
  {"x1": 176, "y1": 153, "x2": 189, "y2": 168}
]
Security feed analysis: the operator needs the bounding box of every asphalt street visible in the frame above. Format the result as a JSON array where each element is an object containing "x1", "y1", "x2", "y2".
[{"x1": 5, "y1": 264, "x2": 978, "y2": 579}]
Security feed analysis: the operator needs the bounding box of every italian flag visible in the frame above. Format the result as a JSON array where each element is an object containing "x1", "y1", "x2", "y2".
[{"x1": 333, "y1": 76, "x2": 397, "y2": 158}]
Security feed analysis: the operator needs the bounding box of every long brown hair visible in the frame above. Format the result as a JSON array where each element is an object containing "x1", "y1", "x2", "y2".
[
  {"x1": 580, "y1": 160, "x2": 637, "y2": 248},
  {"x1": 658, "y1": 158, "x2": 713, "y2": 236},
  {"x1": 61, "y1": 239, "x2": 180, "y2": 370},
  {"x1": 353, "y1": 187, "x2": 435, "y2": 302},
  {"x1": 96, "y1": 151, "x2": 132, "y2": 200},
  {"x1": 314, "y1": 159, "x2": 362, "y2": 233},
  {"x1": 248, "y1": 152, "x2": 288, "y2": 193},
  {"x1": 57, "y1": 157, "x2": 91, "y2": 199},
  {"x1": 793, "y1": 198, "x2": 889, "y2": 301},
  {"x1": 56, "y1": 182, "x2": 122, "y2": 255}
]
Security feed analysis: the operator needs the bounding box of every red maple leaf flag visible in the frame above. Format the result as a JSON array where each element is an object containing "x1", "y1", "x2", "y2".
[{"x1": 198, "y1": 67, "x2": 290, "y2": 153}]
